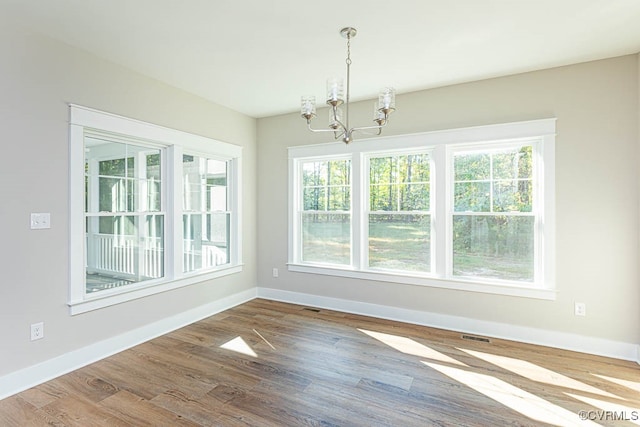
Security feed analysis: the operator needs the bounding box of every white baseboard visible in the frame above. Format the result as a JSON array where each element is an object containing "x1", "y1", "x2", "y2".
[
  {"x1": 257, "y1": 287, "x2": 639, "y2": 363},
  {"x1": 0, "y1": 288, "x2": 256, "y2": 401},
  {"x1": 2, "y1": 286, "x2": 637, "y2": 402}
]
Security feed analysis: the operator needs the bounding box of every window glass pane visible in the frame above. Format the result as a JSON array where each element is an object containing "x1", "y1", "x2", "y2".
[
  {"x1": 454, "y1": 153, "x2": 490, "y2": 181},
  {"x1": 493, "y1": 180, "x2": 532, "y2": 212},
  {"x1": 144, "y1": 153, "x2": 162, "y2": 212},
  {"x1": 329, "y1": 160, "x2": 350, "y2": 185},
  {"x1": 301, "y1": 159, "x2": 350, "y2": 212},
  {"x1": 302, "y1": 161, "x2": 327, "y2": 187},
  {"x1": 369, "y1": 154, "x2": 430, "y2": 212},
  {"x1": 454, "y1": 145, "x2": 533, "y2": 213},
  {"x1": 369, "y1": 214, "x2": 430, "y2": 272},
  {"x1": 399, "y1": 154, "x2": 430, "y2": 183},
  {"x1": 302, "y1": 213, "x2": 350, "y2": 265},
  {"x1": 493, "y1": 146, "x2": 533, "y2": 180},
  {"x1": 183, "y1": 213, "x2": 229, "y2": 273},
  {"x1": 370, "y1": 157, "x2": 395, "y2": 184},
  {"x1": 146, "y1": 153, "x2": 161, "y2": 179},
  {"x1": 454, "y1": 182, "x2": 490, "y2": 212},
  {"x1": 370, "y1": 153, "x2": 430, "y2": 213},
  {"x1": 452, "y1": 215, "x2": 534, "y2": 282},
  {"x1": 85, "y1": 214, "x2": 164, "y2": 293},
  {"x1": 328, "y1": 186, "x2": 350, "y2": 211},
  {"x1": 183, "y1": 155, "x2": 228, "y2": 212},
  {"x1": 303, "y1": 187, "x2": 326, "y2": 211},
  {"x1": 97, "y1": 177, "x2": 134, "y2": 212},
  {"x1": 183, "y1": 155, "x2": 202, "y2": 211},
  {"x1": 86, "y1": 141, "x2": 162, "y2": 214},
  {"x1": 207, "y1": 159, "x2": 228, "y2": 211},
  {"x1": 370, "y1": 183, "x2": 397, "y2": 211},
  {"x1": 399, "y1": 183, "x2": 429, "y2": 211}
]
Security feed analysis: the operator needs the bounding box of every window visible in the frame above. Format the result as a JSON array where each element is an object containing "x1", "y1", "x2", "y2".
[
  {"x1": 367, "y1": 152, "x2": 431, "y2": 272},
  {"x1": 298, "y1": 158, "x2": 351, "y2": 265},
  {"x1": 70, "y1": 105, "x2": 242, "y2": 314},
  {"x1": 85, "y1": 139, "x2": 164, "y2": 293},
  {"x1": 289, "y1": 119, "x2": 555, "y2": 299},
  {"x1": 182, "y1": 154, "x2": 231, "y2": 273},
  {"x1": 450, "y1": 143, "x2": 535, "y2": 283}
]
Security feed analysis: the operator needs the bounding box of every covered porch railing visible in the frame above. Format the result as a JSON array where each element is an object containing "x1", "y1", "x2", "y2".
[{"x1": 86, "y1": 234, "x2": 228, "y2": 280}]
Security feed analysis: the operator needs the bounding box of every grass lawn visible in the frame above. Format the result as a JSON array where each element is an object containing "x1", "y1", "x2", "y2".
[{"x1": 303, "y1": 219, "x2": 532, "y2": 281}]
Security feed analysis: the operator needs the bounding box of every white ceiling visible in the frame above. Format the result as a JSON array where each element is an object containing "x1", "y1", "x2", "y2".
[{"x1": 4, "y1": 0, "x2": 640, "y2": 118}]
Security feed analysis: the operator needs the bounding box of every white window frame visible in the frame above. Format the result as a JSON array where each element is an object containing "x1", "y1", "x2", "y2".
[
  {"x1": 69, "y1": 105, "x2": 243, "y2": 315},
  {"x1": 288, "y1": 118, "x2": 556, "y2": 300}
]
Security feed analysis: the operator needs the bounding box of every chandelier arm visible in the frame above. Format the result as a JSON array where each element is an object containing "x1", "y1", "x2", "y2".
[
  {"x1": 306, "y1": 121, "x2": 347, "y2": 135},
  {"x1": 355, "y1": 127, "x2": 384, "y2": 137},
  {"x1": 349, "y1": 120, "x2": 389, "y2": 134}
]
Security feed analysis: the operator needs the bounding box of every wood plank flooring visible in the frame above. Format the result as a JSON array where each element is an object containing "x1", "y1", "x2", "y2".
[{"x1": 2, "y1": 299, "x2": 640, "y2": 426}]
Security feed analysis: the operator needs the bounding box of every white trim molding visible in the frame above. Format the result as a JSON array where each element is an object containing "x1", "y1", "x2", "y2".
[
  {"x1": 68, "y1": 104, "x2": 244, "y2": 314},
  {"x1": 257, "y1": 287, "x2": 639, "y2": 363},
  {"x1": 0, "y1": 288, "x2": 256, "y2": 401}
]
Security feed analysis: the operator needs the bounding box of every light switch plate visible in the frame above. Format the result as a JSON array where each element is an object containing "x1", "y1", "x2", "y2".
[{"x1": 30, "y1": 213, "x2": 51, "y2": 229}]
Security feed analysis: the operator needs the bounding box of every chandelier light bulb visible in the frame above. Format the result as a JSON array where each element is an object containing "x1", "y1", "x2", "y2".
[
  {"x1": 326, "y1": 78, "x2": 344, "y2": 105},
  {"x1": 300, "y1": 96, "x2": 317, "y2": 119},
  {"x1": 378, "y1": 87, "x2": 396, "y2": 112}
]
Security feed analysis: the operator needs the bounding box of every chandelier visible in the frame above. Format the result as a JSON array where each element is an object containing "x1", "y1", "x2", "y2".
[{"x1": 300, "y1": 27, "x2": 396, "y2": 144}]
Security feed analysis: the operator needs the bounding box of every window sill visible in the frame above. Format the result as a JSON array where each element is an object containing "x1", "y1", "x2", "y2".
[
  {"x1": 68, "y1": 264, "x2": 243, "y2": 315},
  {"x1": 287, "y1": 263, "x2": 556, "y2": 300}
]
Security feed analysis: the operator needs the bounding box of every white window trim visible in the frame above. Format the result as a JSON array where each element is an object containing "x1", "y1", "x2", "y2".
[
  {"x1": 69, "y1": 105, "x2": 243, "y2": 315},
  {"x1": 288, "y1": 118, "x2": 556, "y2": 300}
]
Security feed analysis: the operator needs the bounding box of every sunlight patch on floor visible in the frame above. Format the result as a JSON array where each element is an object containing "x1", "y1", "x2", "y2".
[
  {"x1": 220, "y1": 336, "x2": 257, "y2": 357},
  {"x1": 593, "y1": 374, "x2": 640, "y2": 394},
  {"x1": 460, "y1": 348, "x2": 620, "y2": 399},
  {"x1": 359, "y1": 329, "x2": 467, "y2": 366},
  {"x1": 566, "y1": 393, "x2": 640, "y2": 425},
  {"x1": 424, "y1": 362, "x2": 599, "y2": 427}
]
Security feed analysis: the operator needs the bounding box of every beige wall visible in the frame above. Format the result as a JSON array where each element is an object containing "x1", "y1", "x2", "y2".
[
  {"x1": 0, "y1": 21, "x2": 257, "y2": 376},
  {"x1": 257, "y1": 54, "x2": 639, "y2": 345},
  {"x1": 1, "y1": 16, "x2": 638, "y2": 384}
]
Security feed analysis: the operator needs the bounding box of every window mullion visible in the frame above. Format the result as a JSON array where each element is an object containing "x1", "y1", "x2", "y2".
[
  {"x1": 434, "y1": 145, "x2": 449, "y2": 279},
  {"x1": 230, "y1": 156, "x2": 242, "y2": 266},
  {"x1": 351, "y1": 153, "x2": 362, "y2": 270},
  {"x1": 167, "y1": 145, "x2": 182, "y2": 279}
]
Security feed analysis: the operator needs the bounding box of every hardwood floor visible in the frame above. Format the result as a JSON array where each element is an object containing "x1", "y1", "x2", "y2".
[{"x1": 2, "y1": 299, "x2": 640, "y2": 426}]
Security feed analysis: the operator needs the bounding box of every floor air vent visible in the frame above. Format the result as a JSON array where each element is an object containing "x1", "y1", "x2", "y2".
[
  {"x1": 303, "y1": 307, "x2": 321, "y2": 313},
  {"x1": 461, "y1": 334, "x2": 491, "y2": 343}
]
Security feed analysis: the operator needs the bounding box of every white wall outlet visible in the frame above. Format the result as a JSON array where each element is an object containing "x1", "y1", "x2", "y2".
[
  {"x1": 272, "y1": 268, "x2": 279, "y2": 278},
  {"x1": 31, "y1": 322, "x2": 44, "y2": 341},
  {"x1": 30, "y1": 213, "x2": 51, "y2": 229},
  {"x1": 574, "y1": 302, "x2": 586, "y2": 316}
]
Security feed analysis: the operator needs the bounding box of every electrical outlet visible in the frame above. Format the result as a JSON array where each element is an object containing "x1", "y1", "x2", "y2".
[
  {"x1": 31, "y1": 322, "x2": 44, "y2": 341},
  {"x1": 574, "y1": 302, "x2": 586, "y2": 316},
  {"x1": 272, "y1": 268, "x2": 279, "y2": 278}
]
